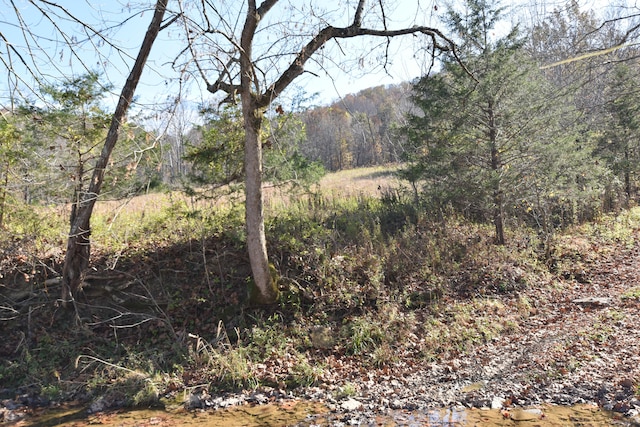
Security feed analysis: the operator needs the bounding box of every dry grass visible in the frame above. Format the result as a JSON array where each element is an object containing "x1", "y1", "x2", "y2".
[
  {"x1": 264, "y1": 165, "x2": 403, "y2": 211},
  {"x1": 317, "y1": 164, "x2": 402, "y2": 197},
  {"x1": 91, "y1": 165, "x2": 402, "y2": 218}
]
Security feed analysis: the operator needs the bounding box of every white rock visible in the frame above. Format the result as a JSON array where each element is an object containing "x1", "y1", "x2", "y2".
[
  {"x1": 572, "y1": 297, "x2": 611, "y2": 307},
  {"x1": 390, "y1": 399, "x2": 403, "y2": 409},
  {"x1": 510, "y1": 408, "x2": 543, "y2": 421},
  {"x1": 341, "y1": 398, "x2": 363, "y2": 411},
  {"x1": 491, "y1": 396, "x2": 505, "y2": 409}
]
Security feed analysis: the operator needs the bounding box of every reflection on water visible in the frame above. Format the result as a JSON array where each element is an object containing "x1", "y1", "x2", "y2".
[
  {"x1": 304, "y1": 404, "x2": 635, "y2": 426},
  {"x1": 17, "y1": 401, "x2": 638, "y2": 426}
]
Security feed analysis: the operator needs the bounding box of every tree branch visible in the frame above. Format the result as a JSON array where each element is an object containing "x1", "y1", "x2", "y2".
[
  {"x1": 83, "y1": 0, "x2": 170, "y2": 212},
  {"x1": 353, "y1": 0, "x2": 366, "y2": 27},
  {"x1": 256, "y1": 0, "x2": 279, "y2": 19},
  {"x1": 257, "y1": 24, "x2": 465, "y2": 108}
]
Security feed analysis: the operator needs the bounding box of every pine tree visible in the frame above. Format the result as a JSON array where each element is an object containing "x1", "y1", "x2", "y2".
[
  {"x1": 597, "y1": 62, "x2": 640, "y2": 205},
  {"x1": 402, "y1": 0, "x2": 605, "y2": 245}
]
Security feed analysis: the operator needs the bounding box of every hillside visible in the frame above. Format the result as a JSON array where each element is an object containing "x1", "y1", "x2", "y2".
[{"x1": 0, "y1": 166, "x2": 639, "y2": 425}]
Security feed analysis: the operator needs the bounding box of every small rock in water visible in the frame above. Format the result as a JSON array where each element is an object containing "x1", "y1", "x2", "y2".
[{"x1": 491, "y1": 396, "x2": 505, "y2": 409}]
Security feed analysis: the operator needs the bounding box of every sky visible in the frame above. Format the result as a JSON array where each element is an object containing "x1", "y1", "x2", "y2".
[
  {"x1": 0, "y1": 0, "x2": 462, "y2": 115},
  {"x1": 0, "y1": 0, "x2": 634, "y2": 123}
]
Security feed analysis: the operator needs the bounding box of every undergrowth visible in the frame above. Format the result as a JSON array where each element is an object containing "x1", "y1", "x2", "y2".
[{"x1": 1, "y1": 182, "x2": 639, "y2": 408}]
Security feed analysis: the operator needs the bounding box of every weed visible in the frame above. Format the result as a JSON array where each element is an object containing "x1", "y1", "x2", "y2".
[
  {"x1": 250, "y1": 325, "x2": 285, "y2": 355},
  {"x1": 288, "y1": 355, "x2": 324, "y2": 388},
  {"x1": 621, "y1": 287, "x2": 640, "y2": 300},
  {"x1": 599, "y1": 308, "x2": 625, "y2": 323},
  {"x1": 40, "y1": 384, "x2": 62, "y2": 401},
  {"x1": 188, "y1": 326, "x2": 258, "y2": 391},
  {"x1": 335, "y1": 382, "x2": 358, "y2": 399},
  {"x1": 372, "y1": 342, "x2": 399, "y2": 367},
  {"x1": 582, "y1": 322, "x2": 613, "y2": 345},
  {"x1": 343, "y1": 317, "x2": 384, "y2": 355},
  {"x1": 132, "y1": 378, "x2": 160, "y2": 407}
]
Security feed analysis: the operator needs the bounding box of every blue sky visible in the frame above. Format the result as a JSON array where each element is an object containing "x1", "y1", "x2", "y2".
[
  {"x1": 1, "y1": 0, "x2": 625, "y2": 121},
  {"x1": 0, "y1": 1, "x2": 449, "y2": 114}
]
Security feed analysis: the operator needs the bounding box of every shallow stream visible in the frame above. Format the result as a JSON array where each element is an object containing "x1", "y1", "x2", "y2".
[{"x1": 16, "y1": 401, "x2": 640, "y2": 426}]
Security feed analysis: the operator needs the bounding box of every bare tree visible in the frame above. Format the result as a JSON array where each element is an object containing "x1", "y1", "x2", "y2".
[
  {"x1": 178, "y1": 0, "x2": 463, "y2": 304},
  {"x1": 61, "y1": 0, "x2": 173, "y2": 308}
]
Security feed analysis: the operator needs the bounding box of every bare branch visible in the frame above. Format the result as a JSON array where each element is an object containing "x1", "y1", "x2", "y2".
[
  {"x1": 0, "y1": 30, "x2": 44, "y2": 93},
  {"x1": 257, "y1": 24, "x2": 462, "y2": 108},
  {"x1": 354, "y1": 0, "x2": 366, "y2": 27},
  {"x1": 591, "y1": 12, "x2": 640, "y2": 45}
]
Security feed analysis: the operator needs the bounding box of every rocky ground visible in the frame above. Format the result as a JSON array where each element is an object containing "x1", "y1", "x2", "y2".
[{"x1": 180, "y1": 239, "x2": 640, "y2": 425}]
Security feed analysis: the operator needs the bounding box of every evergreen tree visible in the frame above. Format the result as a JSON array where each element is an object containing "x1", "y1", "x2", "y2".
[
  {"x1": 0, "y1": 116, "x2": 22, "y2": 227},
  {"x1": 185, "y1": 104, "x2": 324, "y2": 198},
  {"x1": 402, "y1": 0, "x2": 604, "y2": 245},
  {"x1": 30, "y1": 73, "x2": 160, "y2": 204},
  {"x1": 184, "y1": 105, "x2": 246, "y2": 195},
  {"x1": 597, "y1": 62, "x2": 640, "y2": 205},
  {"x1": 38, "y1": 73, "x2": 112, "y2": 221},
  {"x1": 263, "y1": 109, "x2": 325, "y2": 189}
]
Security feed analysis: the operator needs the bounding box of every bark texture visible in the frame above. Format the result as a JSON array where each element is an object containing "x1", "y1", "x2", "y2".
[{"x1": 239, "y1": 1, "x2": 279, "y2": 304}]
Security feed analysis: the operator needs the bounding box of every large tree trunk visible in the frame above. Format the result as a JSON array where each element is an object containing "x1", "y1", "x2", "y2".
[
  {"x1": 488, "y1": 101, "x2": 505, "y2": 245},
  {"x1": 624, "y1": 148, "x2": 631, "y2": 207},
  {"x1": 492, "y1": 188, "x2": 505, "y2": 245},
  {"x1": 61, "y1": 0, "x2": 169, "y2": 305},
  {"x1": 239, "y1": 1, "x2": 278, "y2": 305},
  {"x1": 242, "y1": 101, "x2": 279, "y2": 304}
]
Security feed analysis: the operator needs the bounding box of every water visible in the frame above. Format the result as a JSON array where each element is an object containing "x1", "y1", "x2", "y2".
[{"x1": 16, "y1": 401, "x2": 639, "y2": 426}]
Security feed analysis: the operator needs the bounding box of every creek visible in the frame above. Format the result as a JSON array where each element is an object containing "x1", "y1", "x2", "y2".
[{"x1": 15, "y1": 400, "x2": 640, "y2": 426}]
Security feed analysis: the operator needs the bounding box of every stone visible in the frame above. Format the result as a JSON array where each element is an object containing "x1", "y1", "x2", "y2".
[
  {"x1": 249, "y1": 393, "x2": 269, "y2": 404},
  {"x1": 341, "y1": 398, "x2": 363, "y2": 411},
  {"x1": 88, "y1": 397, "x2": 107, "y2": 414},
  {"x1": 310, "y1": 326, "x2": 335, "y2": 349},
  {"x1": 3, "y1": 409, "x2": 25, "y2": 422},
  {"x1": 390, "y1": 399, "x2": 403, "y2": 409},
  {"x1": 491, "y1": 396, "x2": 505, "y2": 409},
  {"x1": 509, "y1": 408, "x2": 543, "y2": 421},
  {"x1": 572, "y1": 297, "x2": 612, "y2": 307}
]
